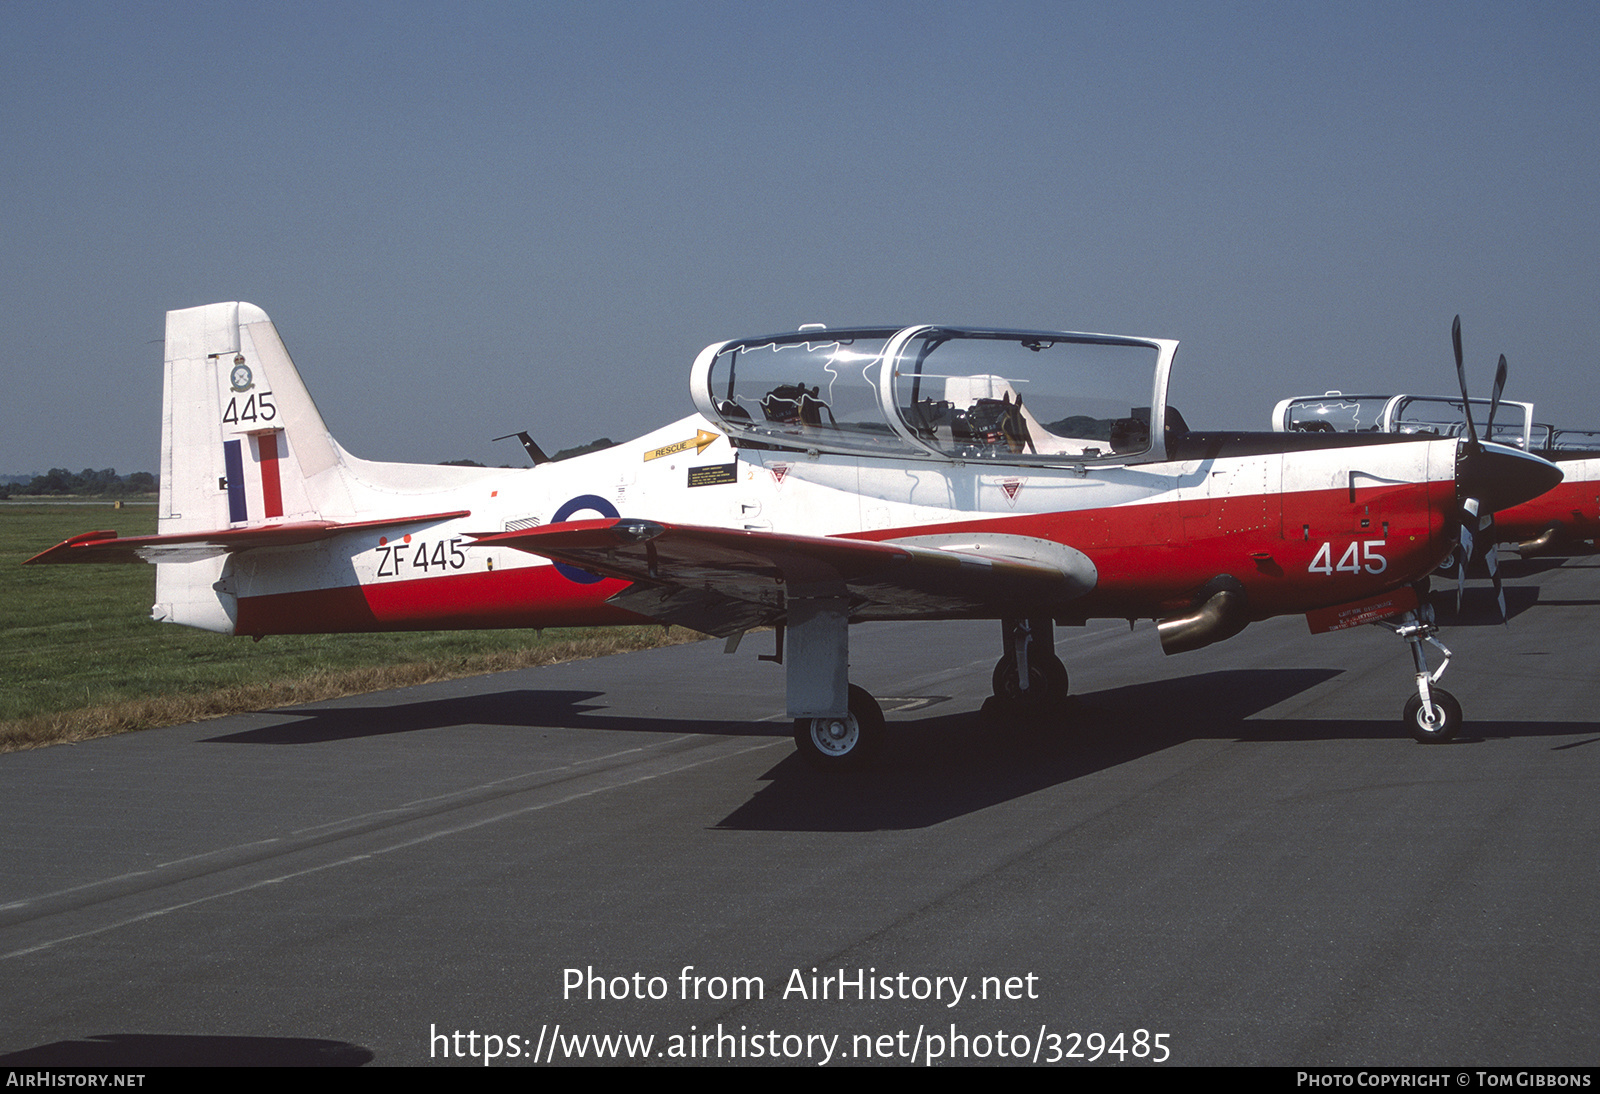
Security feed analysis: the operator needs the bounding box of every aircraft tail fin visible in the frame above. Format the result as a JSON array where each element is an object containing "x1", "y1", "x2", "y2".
[
  {"x1": 159, "y1": 302, "x2": 355, "y2": 534},
  {"x1": 152, "y1": 302, "x2": 506, "y2": 633}
]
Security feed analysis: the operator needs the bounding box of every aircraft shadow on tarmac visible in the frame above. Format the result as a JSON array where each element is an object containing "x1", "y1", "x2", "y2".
[
  {"x1": 1427, "y1": 553, "x2": 1600, "y2": 623},
  {"x1": 204, "y1": 668, "x2": 1344, "y2": 750},
  {"x1": 199, "y1": 669, "x2": 1599, "y2": 832},
  {"x1": 1496, "y1": 555, "x2": 1577, "y2": 579},
  {"x1": 203, "y1": 688, "x2": 785, "y2": 745},
  {"x1": 718, "y1": 669, "x2": 1600, "y2": 831},
  {"x1": 717, "y1": 671, "x2": 1329, "y2": 831},
  {"x1": 1437, "y1": 568, "x2": 1600, "y2": 618},
  {"x1": 1431, "y1": 584, "x2": 1541, "y2": 624},
  {"x1": 0, "y1": 1033, "x2": 371, "y2": 1066}
]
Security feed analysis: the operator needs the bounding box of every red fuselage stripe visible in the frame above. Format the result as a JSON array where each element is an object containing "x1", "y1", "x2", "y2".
[{"x1": 234, "y1": 563, "x2": 644, "y2": 636}]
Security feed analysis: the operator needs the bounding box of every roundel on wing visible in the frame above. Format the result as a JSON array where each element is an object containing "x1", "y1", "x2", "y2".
[{"x1": 550, "y1": 494, "x2": 620, "y2": 584}]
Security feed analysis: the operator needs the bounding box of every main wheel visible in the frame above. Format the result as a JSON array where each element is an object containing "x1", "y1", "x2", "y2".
[
  {"x1": 991, "y1": 653, "x2": 1069, "y2": 716},
  {"x1": 1404, "y1": 687, "x2": 1462, "y2": 744},
  {"x1": 793, "y1": 684, "x2": 884, "y2": 769}
]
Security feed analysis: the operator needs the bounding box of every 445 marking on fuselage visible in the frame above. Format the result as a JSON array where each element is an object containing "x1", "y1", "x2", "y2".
[
  {"x1": 363, "y1": 494, "x2": 621, "y2": 583},
  {"x1": 374, "y1": 536, "x2": 469, "y2": 578},
  {"x1": 1308, "y1": 539, "x2": 1390, "y2": 576}
]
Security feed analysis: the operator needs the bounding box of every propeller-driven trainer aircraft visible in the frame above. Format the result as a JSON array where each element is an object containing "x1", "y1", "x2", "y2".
[
  {"x1": 29, "y1": 304, "x2": 1563, "y2": 764},
  {"x1": 1271, "y1": 389, "x2": 1600, "y2": 555}
]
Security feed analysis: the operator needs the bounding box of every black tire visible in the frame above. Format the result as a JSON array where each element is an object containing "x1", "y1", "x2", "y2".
[
  {"x1": 793, "y1": 684, "x2": 883, "y2": 769},
  {"x1": 1404, "y1": 688, "x2": 1462, "y2": 744},
  {"x1": 991, "y1": 653, "x2": 1069, "y2": 715}
]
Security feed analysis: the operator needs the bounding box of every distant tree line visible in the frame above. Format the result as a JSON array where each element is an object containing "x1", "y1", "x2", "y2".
[
  {"x1": 3, "y1": 438, "x2": 621, "y2": 499},
  {"x1": 438, "y1": 438, "x2": 618, "y2": 469},
  {"x1": 0, "y1": 468, "x2": 157, "y2": 500}
]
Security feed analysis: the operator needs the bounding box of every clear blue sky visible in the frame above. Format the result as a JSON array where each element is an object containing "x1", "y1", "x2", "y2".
[{"x1": 3, "y1": 1, "x2": 1597, "y2": 474}]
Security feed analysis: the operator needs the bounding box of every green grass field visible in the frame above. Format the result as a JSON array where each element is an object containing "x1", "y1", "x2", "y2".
[{"x1": 0, "y1": 502, "x2": 692, "y2": 747}]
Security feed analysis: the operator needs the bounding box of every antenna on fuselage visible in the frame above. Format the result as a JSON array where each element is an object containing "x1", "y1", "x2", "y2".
[{"x1": 492, "y1": 431, "x2": 552, "y2": 466}]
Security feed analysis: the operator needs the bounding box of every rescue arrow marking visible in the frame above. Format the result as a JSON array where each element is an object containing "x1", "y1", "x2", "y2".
[{"x1": 643, "y1": 430, "x2": 719, "y2": 461}]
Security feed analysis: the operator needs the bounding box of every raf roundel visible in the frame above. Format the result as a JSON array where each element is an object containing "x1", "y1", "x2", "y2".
[{"x1": 549, "y1": 494, "x2": 622, "y2": 584}]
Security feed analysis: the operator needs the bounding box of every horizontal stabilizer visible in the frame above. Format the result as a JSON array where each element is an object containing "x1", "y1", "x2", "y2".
[
  {"x1": 473, "y1": 519, "x2": 1096, "y2": 635},
  {"x1": 26, "y1": 510, "x2": 471, "y2": 565}
]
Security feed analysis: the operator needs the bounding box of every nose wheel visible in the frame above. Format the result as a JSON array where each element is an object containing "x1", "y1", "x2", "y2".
[
  {"x1": 1404, "y1": 688, "x2": 1462, "y2": 744},
  {"x1": 793, "y1": 684, "x2": 883, "y2": 769},
  {"x1": 1378, "y1": 606, "x2": 1463, "y2": 744}
]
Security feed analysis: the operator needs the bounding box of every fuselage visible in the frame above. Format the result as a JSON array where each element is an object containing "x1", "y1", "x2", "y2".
[{"x1": 223, "y1": 414, "x2": 1457, "y2": 637}]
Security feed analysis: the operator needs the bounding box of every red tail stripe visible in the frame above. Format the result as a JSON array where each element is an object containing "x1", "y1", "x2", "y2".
[{"x1": 258, "y1": 431, "x2": 284, "y2": 519}]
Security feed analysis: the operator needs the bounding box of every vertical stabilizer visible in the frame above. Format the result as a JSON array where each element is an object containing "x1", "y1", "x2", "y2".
[
  {"x1": 156, "y1": 301, "x2": 355, "y2": 632},
  {"x1": 149, "y1": 301, "x2": 517, "y2": 634},
  {"x1": 159, "y1": 301, "x2": 354, "y2": 535}
]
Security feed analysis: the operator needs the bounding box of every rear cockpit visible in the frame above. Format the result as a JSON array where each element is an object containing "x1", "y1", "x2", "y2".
[{"x1": 691, "y1": 325, "x2": 1178, "y2": 465}]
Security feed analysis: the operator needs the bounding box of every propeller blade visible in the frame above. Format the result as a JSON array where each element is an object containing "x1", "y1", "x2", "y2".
[
  {"x1": 1452, "y1": 315, "x2": 1479, "y2": 449},
  {"x1": 1455, "y1": 500, "x2": 1476, "y2": 612},
  {"x1": 1485, "y1": 532, "x2": 1507, "y2": 622},
  {"x1": 1486, "y1": 354, "x2": 1508, "y2": 439},
  {"x1": 1444, "y1": 316, "x2": 1557, "y2": 619}
]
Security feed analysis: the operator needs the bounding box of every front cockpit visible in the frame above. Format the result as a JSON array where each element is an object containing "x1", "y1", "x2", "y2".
[{"x1": 690, "y1": 325, "x2": 1178, "y2": 465}]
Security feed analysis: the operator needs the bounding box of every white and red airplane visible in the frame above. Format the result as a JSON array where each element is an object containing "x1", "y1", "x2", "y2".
[
  {"x1": 1271, "y1": 390, "x2": 1600, "y2": 554},
  {"x1": 29, "y1": 303, "x2": 1562, "y2": 764}
]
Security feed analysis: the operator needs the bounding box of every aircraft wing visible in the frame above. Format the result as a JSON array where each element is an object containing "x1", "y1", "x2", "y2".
[
  {"x1": 25, "y1": 510, "x2": 472, "y2": 565},
  {"x1": 472, "y1": 518, "x2": 1097, "y2": 636}
]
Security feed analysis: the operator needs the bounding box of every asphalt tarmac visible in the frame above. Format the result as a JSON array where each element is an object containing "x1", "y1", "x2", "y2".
[{"x1": 2, "y1": 554, "x2": 1597, "y2": 1067}]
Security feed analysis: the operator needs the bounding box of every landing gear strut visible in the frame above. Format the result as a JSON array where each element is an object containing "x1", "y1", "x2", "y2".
[
  {"x1": 1377, "y1": 605, "x2": 1461, "y2": 744},
  {"x1": 782, "y1": 594, "x2": 888, "y2": 769},
  {"x1": 986, "y1": 617, "x2": 1069, "y2": 719}
]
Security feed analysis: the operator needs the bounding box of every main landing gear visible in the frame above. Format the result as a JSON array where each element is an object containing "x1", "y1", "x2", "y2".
[
  {"x1": 1377, "y1": 604, "x2": 1461, "y2": 744},
  {"x1": 786, "y1": 611, "x2": 1071, "y2": 770},
  {"x1": 985, "y1": 617, "x2": 1070, "y2": 721},
  {"x1": 784, "y1": 595, "x2": 888, "y2": 770},
  {"x1": 792, "y1": 684, "x2": 884, "y2": 769}
]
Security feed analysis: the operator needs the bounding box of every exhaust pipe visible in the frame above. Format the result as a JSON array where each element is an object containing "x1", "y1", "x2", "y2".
[
  {"x1": 1158, "y1": 575, "x2": 1250, "y2": 655},
  {"x1": 1516, "y1": 522, "x2": 1563, "y2": 556}
]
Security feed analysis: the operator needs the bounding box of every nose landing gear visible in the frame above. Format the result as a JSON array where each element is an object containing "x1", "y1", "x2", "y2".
[{"x1": 1377, "y1": 605, "x2": 1462, "y2": 744}]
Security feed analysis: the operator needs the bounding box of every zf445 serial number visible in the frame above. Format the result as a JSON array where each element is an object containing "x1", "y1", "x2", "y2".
[{"x1": 376, "y1": 538, "x2": 467, "y2": 577}]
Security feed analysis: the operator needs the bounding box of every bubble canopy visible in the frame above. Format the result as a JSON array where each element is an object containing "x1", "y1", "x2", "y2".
[
  {"x1": 1270, "y1": 393, "x2": 1536, "y2": 450},
  {"x1": 689, "y1": 326, "x2": 1179, "y2": 464}
]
